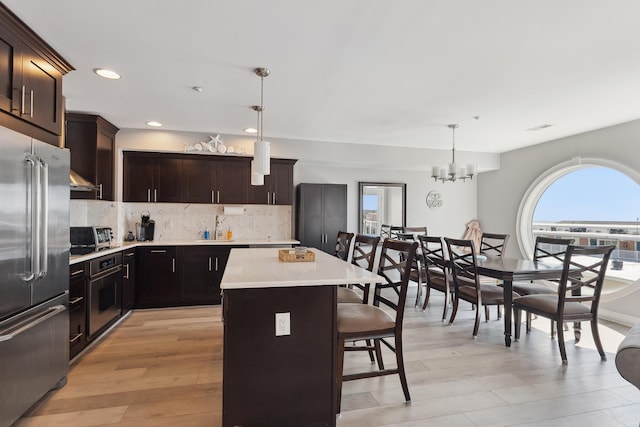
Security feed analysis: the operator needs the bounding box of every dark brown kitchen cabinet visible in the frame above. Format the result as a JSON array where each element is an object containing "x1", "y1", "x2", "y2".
[
  {"x1": 123, "y1": 152, "x2": 182, "y2": 202},
  {"x1": 249, "y1": 158, "x2": 297, "y2": 205},
  {"x1": 136, "y1": 246, "x2": 178, "y2": 308},
  {"x1": 0, "y1": 6, "x2": 72, "y2": 144},
  {"x1": 69, "y1": 263, "x2": 87, "y2": 359},
  {"x1": 177, "y1": 246, "x2": 230, "y2": 305},
  {"x1": 296, "y1": 183, "x2": 347, "y2": 254},
  {"x1": 66, "y1": 113, "x2": 118, "y2": 201},
  {"x1": 182, "y1": 156, "x2": 250, "y2": 204},
  {"x1": 121, "y1": 249, "x2": 136, "y2": 312}
]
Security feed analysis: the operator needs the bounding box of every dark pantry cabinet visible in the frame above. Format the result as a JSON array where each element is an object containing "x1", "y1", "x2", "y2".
[
  {"x1": 296, "y1": 183, "x2": 347, "y2": 254},
  {"x1": 66, "y1": 113, "x2": 119, "y2": 201},
  {"x1": 68, "y1": 263, "x2": 87, "y2": 359},
  {"x1": 121, "y1": 249, "x2": 136, "y2": 312}
]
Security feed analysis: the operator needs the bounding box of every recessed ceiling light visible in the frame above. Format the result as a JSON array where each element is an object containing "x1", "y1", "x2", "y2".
[
  {"x1": 244, "y1": 127, "x2": 258, "y2": 134},
  {"x1": 146, "y1": 121, "x2": 162, "y2": 127},
  {"x1": 93, "y1": 68, "x2": 121, "y2": 80},
  {"x1": 192, "y1": 86, "x2": 204, "y2": 93},
  {"x1": 526, "y1": 124, "x2": 553, "y2": 131}
]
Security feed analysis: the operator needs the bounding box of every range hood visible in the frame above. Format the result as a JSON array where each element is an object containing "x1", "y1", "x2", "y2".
[{"x1": 70, "y1": 169, "x2": 98, "y2": 191}]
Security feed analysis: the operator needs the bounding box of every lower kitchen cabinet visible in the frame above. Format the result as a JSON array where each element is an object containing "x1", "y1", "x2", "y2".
[
  {"x1": 136, "y1": 246, "x2": 178, "y2": 308},
  {"x1": 122, "y1": 249, "x2": 136, "y2": 312},
  {"x1": 137, "y1": 245, "x2": 244, "y2": 308},
  {"x1": 177, "y1": 246, "x2": 229, "y2": 305},
  {"x1": 68, "y1": 263, "x2": 87, "y2": 359}
]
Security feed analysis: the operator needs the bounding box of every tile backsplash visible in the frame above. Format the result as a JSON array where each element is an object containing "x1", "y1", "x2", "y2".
[{"x1": 71, "y1": 200, "x2": 293, "y2": 243}]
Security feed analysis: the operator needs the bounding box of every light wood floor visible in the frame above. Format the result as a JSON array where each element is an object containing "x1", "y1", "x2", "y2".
[{"x1": 16, "y1": 288, "x2": 640, "y2": 427}]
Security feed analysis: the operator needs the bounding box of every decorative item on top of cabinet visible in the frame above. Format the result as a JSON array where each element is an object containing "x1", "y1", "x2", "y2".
[
  {"x1": 66, "y1": 113, "x2": 119, "y2": 200},
  {"x1": 296, "y1": 183, "x2": 347, "y2": 254},
  {"x1": 0, "y1": 5, "x2": 73, "y2": 145},
  {"x1": 249, "y1": 158, "x2": 297, "y2": 205}
]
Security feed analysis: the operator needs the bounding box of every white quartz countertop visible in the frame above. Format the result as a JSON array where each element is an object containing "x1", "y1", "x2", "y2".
[
  {"x1": 220, "y1": 247, "x2": 383, "y2": 289},
  {"x1": 69, "y1": 239, "x2": 299, "y2": 265}
]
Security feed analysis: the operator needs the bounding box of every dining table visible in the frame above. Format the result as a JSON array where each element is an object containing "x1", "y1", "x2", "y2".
[{"x1": 475, "y1": 255, "x2": 569, "y2": 347}]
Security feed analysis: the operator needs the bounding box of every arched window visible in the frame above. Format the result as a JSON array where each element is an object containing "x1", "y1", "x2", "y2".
[{"x1": 517, "y1": 158, "x2": 640, "y2": 284}]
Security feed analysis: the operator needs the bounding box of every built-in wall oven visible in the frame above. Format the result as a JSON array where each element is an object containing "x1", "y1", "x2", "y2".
[{"x1": 88, "y1": 252, "x2": 122, "y2": 338}]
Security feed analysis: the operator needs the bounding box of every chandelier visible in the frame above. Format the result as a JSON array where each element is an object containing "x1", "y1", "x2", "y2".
[
  {"x1": 430, "y1": 124, "x2": 476, "y2": 183},
  {"x1": 251, "y1": 67, "x2": 271, "y2": 182}
]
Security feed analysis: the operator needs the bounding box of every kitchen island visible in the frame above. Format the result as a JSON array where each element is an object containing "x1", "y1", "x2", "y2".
[{"x1": 221, "y1": 247, "x2": 382, "y2": 427}]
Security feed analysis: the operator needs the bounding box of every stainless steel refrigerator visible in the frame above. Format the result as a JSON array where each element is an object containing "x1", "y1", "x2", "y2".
[{"x1": 0, "y1": 126, "x2": 70, "y2": 427}]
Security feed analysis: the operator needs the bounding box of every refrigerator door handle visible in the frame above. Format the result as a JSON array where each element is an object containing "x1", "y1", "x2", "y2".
[
  {"x1": 24, "y1": 154, "x2": 40, "y2": 282},
  {"x1": 0, "y1": 305, "x2": 66, "y2": 343},
  {"x1": 38, "y1": 158, "x2": 49, "y2": 279}
]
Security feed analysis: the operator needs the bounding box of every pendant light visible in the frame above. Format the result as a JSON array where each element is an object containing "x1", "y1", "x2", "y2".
[
  {"x1": 430, "y1": 124, "x2": 476, "y2": 183},
  {"x1": 251, "y1": 95, "x2": 265, "y2": 186},
  {"x1": 252, "y1": 67, "x2": 271, "y2": 176}
]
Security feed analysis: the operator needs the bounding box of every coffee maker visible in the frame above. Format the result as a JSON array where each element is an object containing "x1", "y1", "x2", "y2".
[{"x1": 136, "y1": 211, "x2": 155, "y2": 241}]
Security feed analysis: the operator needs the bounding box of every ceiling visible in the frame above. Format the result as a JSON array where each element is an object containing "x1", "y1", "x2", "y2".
[{"x1": 6, "y1": 0, "x2": 640, "y2": 153}]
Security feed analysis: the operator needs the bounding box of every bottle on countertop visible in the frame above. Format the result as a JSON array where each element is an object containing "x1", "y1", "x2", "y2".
[{"x1": 203, "y1": 229, "x2": 210, "y2": 240}]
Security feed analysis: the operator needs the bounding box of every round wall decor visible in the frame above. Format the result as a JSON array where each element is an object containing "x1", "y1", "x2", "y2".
[{"x1": 426, "y1": 190, "x2": 443, "y2": 209}]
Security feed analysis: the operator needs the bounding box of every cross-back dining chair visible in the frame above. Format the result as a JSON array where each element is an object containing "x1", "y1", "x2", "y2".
[
  {"x1": 513, "y1": 244, "x2": 615, "y2": 364},
  {"x1": 337, "y1": 234, "x2": 381, "y2": 304},
  {"x1": 334, "y1": 231, "x2": 354, "y2": 262},
  {"x1": 336, "y1": 238, "x2": 418, "y2": 413},
  {"x1": 480, "y1": 233, "x2": 509, "y2": 258},
  {"x1": 505, "y1": 236, "x2": 574, "y2": 332},
  {"x1": 418, "y1": 235, "x2": 452, "y2": 321},
  {"x1": 478, "y1": 232, "x2": 510, "y2": 320},
  {"x1": 444, "y1": 237, "x2": 519, "y2": 338}
]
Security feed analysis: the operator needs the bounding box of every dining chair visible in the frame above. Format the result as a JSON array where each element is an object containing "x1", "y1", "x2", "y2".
[
  {"x1": 336, "y1": 238, "x2": 418, "y2": 413},
  {"x1": 513, "y1": 244, "x2": 615, "y2": 364},
  {"x1": 403, "y1": 226, "x2": 427, "y2": 235},
  {"x1": 444, "y1": 237, "x2": 519, "y2": 338},
  {"x1": 337, "y1": 234, "x2": 381, "y2": 304},
  {"x1": 418, "y1": 235, "x2": 453, "y2": 321},
  {"x1": 380, "y1": 224, "x2": 391, "y2": 239},
  {"x1": 504, "y1": 236, "x2": 574, "y2": 333},
  {"x1": 398, "y1": 232, "x2": 425, "y2": 306},
  {"x1": 478, "y1": 232, "x2": 510, "y2": 320},
  {"x1": 480, "y1": 232, "x2": 509, "y2": 258},
  {"x1": 334, "y1": 231, "x2": 354, "y2": 262}
]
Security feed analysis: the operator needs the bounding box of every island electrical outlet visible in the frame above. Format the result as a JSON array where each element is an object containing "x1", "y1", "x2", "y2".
[{"x1": 275, "y1": 312, "x2": 290, "y2": 336}]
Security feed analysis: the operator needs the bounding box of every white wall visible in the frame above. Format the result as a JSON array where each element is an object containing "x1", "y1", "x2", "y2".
[
  {"x1": 115, "y1": 129, "x2": 497, "y2": 239},
  {"x1": 477, "y1": 119, "x2": 640, "y2": 259}
]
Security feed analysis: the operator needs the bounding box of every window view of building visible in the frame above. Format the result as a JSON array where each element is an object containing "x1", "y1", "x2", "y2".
[{"x1": 532, "y1": 166, "x2": 640, "y2": 283}]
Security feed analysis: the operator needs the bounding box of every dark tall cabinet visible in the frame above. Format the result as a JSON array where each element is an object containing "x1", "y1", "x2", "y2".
[{"x1": 296, "y1": 183, "x2": 347, "y2": 254}]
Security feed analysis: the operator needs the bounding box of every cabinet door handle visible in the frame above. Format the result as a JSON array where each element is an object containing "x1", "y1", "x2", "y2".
[
  {"x1": 69, "y1": 333, "x2": 83, "y2": 344},
  {"x1": 211, "y1": 190, "x2": 214, "y2": 204},
  {"x1": 125, "y1": 252, "x2": 135, "y2": 258},
  {"x1": 69, "y1": 297, "x2": 83, "y2": 305},
  {"x1": 147, "y1": 189, "x2": 151, "y2": 202},
  {"x1": 98, "y1": 183, "x2": 103, "y2": 200},
  {"x1": 70, "y1": 269, "x2": 84, "y2": 277},
  {"x1": 267, "y1": 191, "x2": 270, "y2": 204},
  {"x1": 208, "y1": 257, "x2": 212, "y2": 272},
  {"x1": 217, "y1": 190, "x2": 220, "y2": 203},
  {"x1": 21, "y1": 85, "x2": 25, "y2": 115},
  {"x1": 272, "y1": 192, "x2": 276, "y2": 205},
  {"x1": 29, "y1": 90, "x2": 34, "y2": 118},
  {"x1": 124, "y1": 264, "x2": 130, "y2": 279},
  {"x1": 172, "y1": 258, "x2": 176, "y2": 273},
  {"x1": 154, "y1": 189, "x2": 158, "y2": 202},
  {"x1": 150, "y1": 249, "x2": 166, "y2": 253},
  {"x1": 215, "y1": 257, "x2": 219, "y2": 271}
]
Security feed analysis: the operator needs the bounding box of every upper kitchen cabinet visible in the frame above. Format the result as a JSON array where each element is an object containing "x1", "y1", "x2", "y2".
[
  {"x1": 249, "y1": 158, "x2": 297, "y2": 205},
  {"x1": 182, "y1": 156, "x2": 250, "y2": 204},
  {"x1": 0, "y1": 5, "x2": 73, "y2": 145},
  {"x1": 66, "y1": 113, "x2": 119, "y2": 201},
  {"x1": 123, "y1": 152, "x2": 182, "y2": 203}
]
